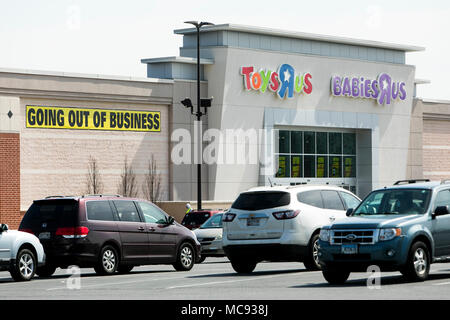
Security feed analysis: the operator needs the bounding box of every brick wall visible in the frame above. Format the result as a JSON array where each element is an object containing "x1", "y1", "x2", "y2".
[
  {"x1": 0, "y1": 133, "x2": 21, "y2": 229},
  {"x1": 423, "y1": 119, "x2": 450, "y2": 180}
]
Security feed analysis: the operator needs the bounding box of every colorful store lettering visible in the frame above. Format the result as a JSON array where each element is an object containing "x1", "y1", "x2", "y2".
[
  {"x1": 331, "y1": 73, "x2": 406, "y2": 105},
  {"x1": 240, "y1": 64, "x2": 312, "y2": 99}
]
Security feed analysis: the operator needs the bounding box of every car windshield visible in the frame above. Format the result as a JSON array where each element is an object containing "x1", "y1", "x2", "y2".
[
  {"x1": 353, "y1": 189, "x2": 431, "y2": 216},
  {"x1": 200, "y1": 214, "x2": 223, "y2": 229}
]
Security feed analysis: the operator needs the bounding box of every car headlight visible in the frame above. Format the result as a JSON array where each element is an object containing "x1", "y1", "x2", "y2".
[
  {"x1": 379, "y1": 228, "x2": 401, "y2": 241},
  {"x1": 319, "y1": 229, "x2": 330, "y2": 242}
]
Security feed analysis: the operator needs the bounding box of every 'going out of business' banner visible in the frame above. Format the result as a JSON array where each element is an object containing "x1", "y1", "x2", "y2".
[{"x1": 26, "y1": 105, "x2": 161, "y2": 132}]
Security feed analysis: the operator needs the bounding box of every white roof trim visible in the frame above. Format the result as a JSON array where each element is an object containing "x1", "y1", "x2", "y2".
[
  {"x1": 141, "y1": 56, "x2": 214, "y2": 65},
  {"x1": 174, "y1": 23, "x2": 425, "y2": 52},
  {"x1": 414, "y1": 79, "x2": 431, "y2": 85},
  {"x1": 0, "y1": 67, "x2": 173, "y2": 84}
]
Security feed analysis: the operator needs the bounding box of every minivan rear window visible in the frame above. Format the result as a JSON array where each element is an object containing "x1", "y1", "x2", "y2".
[
  {"x1": 232, "y1": 192, "x2": 291, "y2": 211},
  {"x1": 20, "y1": 200, "x2": 79, "y2": 229}
]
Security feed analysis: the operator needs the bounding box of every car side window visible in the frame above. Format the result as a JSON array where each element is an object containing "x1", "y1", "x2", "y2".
[
  {"x1": 321, "y1": 190, "x2": 345, "y2": 210},
  {"x1": 113, "y1": 201, "x2": 141, "y2": 222},
  {"x1": 340, "y1": 192, "x2": 360, "y2": 210},
  {"x1": 297, "y1": 191, "x2": 324, "y2": 208},
  {"x1": 86, "y1": 201, "x2": 115, "y2": 221},
  {"x1": 137, "y1": 202, "x2": 167, "y2": 224},
  {"x1": 434, "y1": 189, "x2": 450, "y2": 211}
]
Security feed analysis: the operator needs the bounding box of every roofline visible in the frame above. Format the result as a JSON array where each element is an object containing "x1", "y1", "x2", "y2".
[
  {"x1": 174, "y1": 23, "x2": 425, "y2": 53},
  {"x1": 141, "y1": 56, "x2": 214, "y2": 65},
  {"x1": 0, "y1": 67, "x2": 173, "y2": 84},
  {"x1": 421, "y1": 98, "x2": 450, "y2": 104}
]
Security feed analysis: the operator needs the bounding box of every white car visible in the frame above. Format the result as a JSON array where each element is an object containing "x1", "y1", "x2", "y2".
[
  {"x1": 222, "y1": 185, "x2": 361, "y2": 273},
  {"x1": 0, "y1": 223, "x2": 45, "y2": 281},
  {"x1": 194, "y1": 213, "x2": 225, "y2": 263}
]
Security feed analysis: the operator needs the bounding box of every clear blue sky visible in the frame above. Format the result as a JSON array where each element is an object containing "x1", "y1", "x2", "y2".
[{"x1": 1, "y1": 0, "x2": 449, "y2": 100}]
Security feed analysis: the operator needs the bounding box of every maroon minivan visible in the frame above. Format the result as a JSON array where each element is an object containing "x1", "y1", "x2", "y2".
[{"x1": 19, "y1": 195, "x2": 200, "y2": 277}]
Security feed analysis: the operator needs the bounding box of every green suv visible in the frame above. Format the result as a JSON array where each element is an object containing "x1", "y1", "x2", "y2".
[{"x1": 318, "y1": 180, "x2": 450, "y2": 284}]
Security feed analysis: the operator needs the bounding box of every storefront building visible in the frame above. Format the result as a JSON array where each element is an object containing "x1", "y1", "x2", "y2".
[{"x1": 0, "y1": 24, "x2": 449, "y2": 228}]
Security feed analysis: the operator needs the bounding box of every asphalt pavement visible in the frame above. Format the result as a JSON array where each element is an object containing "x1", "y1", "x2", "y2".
[{"x1": 1, "y1": 257, "x2": 450, "y2": 299}]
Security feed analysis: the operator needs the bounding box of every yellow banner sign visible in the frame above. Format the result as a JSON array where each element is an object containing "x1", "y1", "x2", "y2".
[{"x1": 26, "y1": 105, "x2": 161, "y2": 132}]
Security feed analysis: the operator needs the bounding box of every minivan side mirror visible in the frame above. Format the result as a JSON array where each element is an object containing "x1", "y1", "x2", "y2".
[
  {"x1": 433, "y1": 206, "x2": 450, "y2": 218},
  {"x1": 346, "y1": 208, "x2": 354, "y2": 217},
  {"x1": 166, "y1": 216, "x2": 175, "y2": 225},
  {"x1": 0, "y1": 224, "x2": 9, "y2": 233}
]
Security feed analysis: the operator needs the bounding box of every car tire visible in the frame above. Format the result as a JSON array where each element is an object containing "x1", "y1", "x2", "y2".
[
  {"x1": 94, "y1": 245, "x2": 119, "y2": 275},
  {"x1": 117, "y1": 265, "x2": 134, "y2": 274},
  {"x1": 197, "y1": 255, "x2": 206, "y2": 264},
  {"x1": 322, "y1": 268, "x2": 350, "y2": 285},
  {"x1": 10, "y1": 248, "x2": 36, "y2": 282},
  {"x1": 303, "y1": 234, "x2": 322, "y2": 271},
  {"x1": 36, "y1": 264, "x2": 57, "y2": 278},
  {"x1": 230, "y1": 259, "x2": 257, "y2": 273},
  {"x1": 173, "y1": 242, "x2": 195, "y2": 271},
  {"x1": 400, "y1": 241, "x2": 430, "y2": 282}
]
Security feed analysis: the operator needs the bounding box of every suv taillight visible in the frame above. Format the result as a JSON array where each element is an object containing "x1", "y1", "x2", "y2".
[
  {"x1": 19, "y1": 228, "x2": 34, "y2": 235},
  {"x1": 272, "y1": 210, "x2": 300, "y2": 220},
  {"x1": 222, "y1": 213, "x2": 236, "y2": 222},
  {"x1": 56, "y1": 227, "x2": 89, "y2": 238}
]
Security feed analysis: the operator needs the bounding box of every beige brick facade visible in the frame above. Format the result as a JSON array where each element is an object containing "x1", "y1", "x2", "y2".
[
  {"x1": 19, "y1": 98, "x2": 170, "y2": 210},
  {"x1": 422, "y1": 100, "x2": 450, "y2": 181}
]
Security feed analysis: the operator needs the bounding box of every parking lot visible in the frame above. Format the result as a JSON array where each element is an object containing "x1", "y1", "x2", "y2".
[{"x1": 1, "y1": 257, "x2": 450, "y2": 300}]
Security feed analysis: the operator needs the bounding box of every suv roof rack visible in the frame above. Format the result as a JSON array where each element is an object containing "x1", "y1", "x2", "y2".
[
  {"x1": 82, "y1": 194, "x2": 122, "y2": 198},
  {"x1": 393, "y1": 179, "x2": 431, "y2": 185},
  {"x1": 441, "y1": 179, "x2": 450, "y2": 185},
  {"x1": 45, "y1": 195, "x2": 66, "y2": 198}
]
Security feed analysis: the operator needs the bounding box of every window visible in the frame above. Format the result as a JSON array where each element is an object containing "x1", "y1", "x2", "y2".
[
  {"x1": 304, "y1": 132, "x2": 315, "y2": 154},
  {"x1": 298, "y1": 191, "x2": 324, "y2": 208},
  {"x1": 321, "y1": 190, "x2": 345, "y2": 210},
  {"x1": 304, "y1": 155, "x2": 315, "y2": 177},
  {"x1": 232, "y1": 192, "x2": 291, "y2": 210},
  {"x1": 201, "y1": 214, "x2": 223, "y2": 229},
  {"x1": 138, "y1": 202, "x2": 167, "y2": 224},
  {"x1": 86, "y1": 201, "x2": 115, "y2": 221},
  {"x1": 329, "y1": 133, "x2": 342, "y2": 154},
  {"x1": 275, "y1": 130, "x2": 356, "y2": 179},
  {"x1": 21, "y1": 200, "x2": 78, "y2": 228},
  {"x1": 113, "y1": 201, "x2": 141, "y2": 222},
  {"x1": 276, "y1": 155, "x2": 290, "y2": 178},
  {"x1": 434, "y1": 189, "x2": 450, "y2": 211},
  {"x1": 340, "y1": 192, "x2": 361, "y2": 210},
  {"x1": 278, "y1": 130, "x2": 290, "y2": 153},
  {"x1": 291, "y1": 131, "x2": 302, "y2": 153}
]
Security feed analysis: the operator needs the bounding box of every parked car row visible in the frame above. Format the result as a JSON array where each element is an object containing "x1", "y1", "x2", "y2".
[{"x1": 1, "y1": 179, "x2": 449, "y2": 285}]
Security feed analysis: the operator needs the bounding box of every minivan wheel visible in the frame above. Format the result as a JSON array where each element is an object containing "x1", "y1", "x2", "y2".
[
  {"x1": 303, "y1": 234, "x2": 322, "y2": 271},
  {"x1": 322, "y1": 268, "x2": 350, "y2": 285},
  {"x1": 10, "y1": 249, "x2": 36, "y2": 281},
  {"x1": 231, "y1": 259, "x2": 257, "y2": 273},
  {"x1": 173, "y1": 242, "x2": 195, "y2": 271},
  {"x1": 36, "y1": 264, "x2": 57, "y2": 278},
  {"x1": 94, "y1": 245, "x2": 119, "y2": 275},
  {"x1": 400, "y1": 241, "x2": 430, "y2": 282}
]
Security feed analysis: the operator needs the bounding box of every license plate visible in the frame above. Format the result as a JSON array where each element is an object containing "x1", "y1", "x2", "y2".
[
  {"x1": 341, "y1": 244, "x2": 358, "y2": 254},
  {"x1": 39, "y1": 232, "x2": 51, "y2": 240},
  {"x1": 247, "y1": 218, "x2": 260, "y2": 226}
]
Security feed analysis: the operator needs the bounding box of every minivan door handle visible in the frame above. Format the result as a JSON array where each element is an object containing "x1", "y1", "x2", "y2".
[
  {"x1": 137, "y1": 226, "x2": 145, "y2": 231},
  {"x1": 329, "y1": 216, "x2": 336, "y2": 222},
  {"x1": 149, "y1": 227, "x2": 156, "y2": 232}
]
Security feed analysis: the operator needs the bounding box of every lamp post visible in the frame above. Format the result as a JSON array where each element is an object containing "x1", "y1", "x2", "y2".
[{"x1": 182, "y1": 20, "x2": 214, "y2": 210}]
